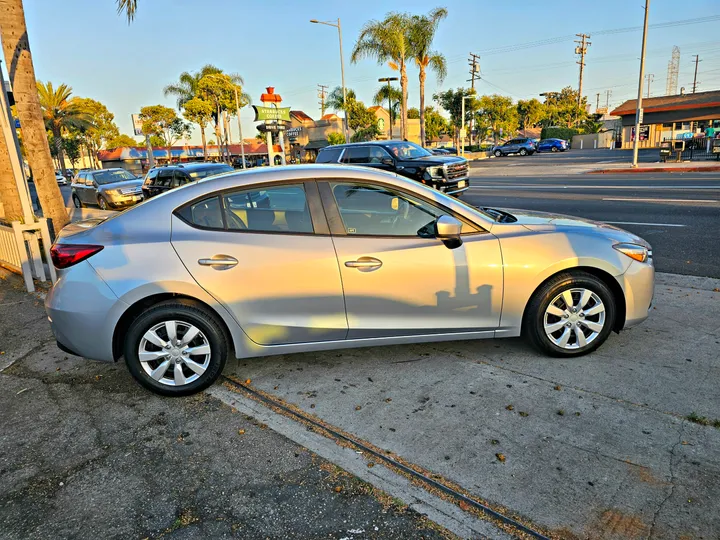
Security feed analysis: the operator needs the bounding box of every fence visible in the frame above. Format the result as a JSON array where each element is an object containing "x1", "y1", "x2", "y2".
[
  {"x1": 662, "y1": 137, "x2": 720, "y2": 161},
  {"x1": 0, "y1": 219, "x2": 56, "y2": 292}
]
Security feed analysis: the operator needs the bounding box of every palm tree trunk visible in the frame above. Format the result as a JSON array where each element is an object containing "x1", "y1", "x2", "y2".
[
  {"x1": 419, "y1": 68, "x2": 426, "y2": 147},
  {"x1": 199, "y1": 123, "x2": 207, "y2": 159},
  {"x1": 0, "y1": 125, "x2": 23, "y2": 221},
  {"x1": 400, "y1": 61, "x2": 408, "y2": 141},
  {"x1": 0, "y1": 0, "x2": 69, "y2": 234},
  {"x1": 52, "y1": 126, "x2": 66, "y2": 176}
]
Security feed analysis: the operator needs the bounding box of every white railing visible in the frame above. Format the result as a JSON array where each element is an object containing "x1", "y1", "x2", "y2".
[{"x1": 0, "y1": 218, "x2": 56, "y2": 292}]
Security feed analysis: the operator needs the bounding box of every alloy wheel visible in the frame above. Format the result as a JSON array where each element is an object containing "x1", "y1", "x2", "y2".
[
  {"x1": 138, "y1": 320, "x2": 211, "y2": 387},
  {"x1": 543, "y1": 288, "x2": 606, "y2": 350}
]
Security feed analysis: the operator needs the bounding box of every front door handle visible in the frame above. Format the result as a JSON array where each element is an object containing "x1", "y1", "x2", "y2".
[
  {"x1": 345, "y1": 256, "x2": 382, "y2": 270},
  {"x1": 198, "y1": 255, "x2": 238, "y2": 269}
]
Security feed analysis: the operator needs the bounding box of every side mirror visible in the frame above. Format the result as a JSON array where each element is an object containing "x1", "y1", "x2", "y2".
[
  {"x1": 381, "y1": 157, "x2": 394, "y2": 166},
  {"x1": 435, "y1": 215, "x2": 463, "y2": 249}
]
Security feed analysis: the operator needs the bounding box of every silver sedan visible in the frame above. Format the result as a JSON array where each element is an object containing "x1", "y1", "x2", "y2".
[{"x1": 45, "y1": 165, "x2": 654, "y2": 396}]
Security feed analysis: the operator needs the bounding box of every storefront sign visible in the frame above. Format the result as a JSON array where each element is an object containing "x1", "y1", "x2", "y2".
[
  {"x1": 286, "y1": 127, "x2": 302, "y2": 138},
  {"x1": 253, "y1": 106, "x2": 291, "y2": 122},
  {"x1": 131, "y1": 114, "x2": 143, "y2": 136},
  {"x1": 631, "y1": 125, "x2": 650, "y2": 141}
]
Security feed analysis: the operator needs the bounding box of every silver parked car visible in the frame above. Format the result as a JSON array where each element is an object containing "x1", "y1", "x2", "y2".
[
  {"x1": 46, "y1": 165, "x2": 654, "y2": 396},
  {"x1": 71, "y1": 168, "x2": 144, "y2": 210}
]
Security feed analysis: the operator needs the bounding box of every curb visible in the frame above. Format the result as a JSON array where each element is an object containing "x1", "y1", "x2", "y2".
[{"x1": 588, "y1": 165, "x2": 720, "y2": 174}]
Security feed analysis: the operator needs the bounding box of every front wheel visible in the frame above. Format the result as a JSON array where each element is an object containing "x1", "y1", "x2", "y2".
[
  {"x1": 523, "y1": 272, "x2": 616, "y2": 357},
  {"x1": 98, "y1": 196, "x2": 109, "y2": 210},
  {"x1": 72, "y1": 194, "x2": 83, "y2": 208},
  {"x1": 124, "y1": 300, "x2": 228, "y2": 396},
  {"x1": 494, "y1": 150, "x2": 502, "y2": 157}
]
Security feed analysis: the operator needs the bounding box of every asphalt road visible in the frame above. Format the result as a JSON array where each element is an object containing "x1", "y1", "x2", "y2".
[{"x1": 463, "y1": 172, "x2": 720, "y2": 278}]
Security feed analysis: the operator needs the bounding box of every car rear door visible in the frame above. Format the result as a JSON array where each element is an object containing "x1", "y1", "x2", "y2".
[
  {"x1": 170, "y1": 181, "x2": 347, "y2": 346},
  {"x1": 319, "y1": 180, "x2": 503, "y2": 339},
  {"x1": 81, "y1": 173, "x2": 96, "y2": 203}
]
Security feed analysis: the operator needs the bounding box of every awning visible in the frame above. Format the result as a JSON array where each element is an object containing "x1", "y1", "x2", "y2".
[{"x1": 304, "y1": 140, "x2": 330, "y2": 151}]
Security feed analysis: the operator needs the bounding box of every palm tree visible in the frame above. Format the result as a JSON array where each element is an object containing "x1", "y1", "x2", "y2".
[
  {"x1": 37, "y1": 82, "x2": 92, "y2": 176},
  {"x1": 409, "y1": 8, "x2": 448, "y2": 147},
  {"x1": 372, "y1": 84, "x2": 401, "y2": 131},
  {"x1": 325, "y1": 87, "x2": 357, "y2": 113},
  {"x1": 116, "y1": 0, "x2": 138, "y2": 21},
  {"x1": 1, "y1": 0, "x2": 69, "y2": 233},
  {"x1": 352, "y1": 13, "x2": 412, "y2": 140}
]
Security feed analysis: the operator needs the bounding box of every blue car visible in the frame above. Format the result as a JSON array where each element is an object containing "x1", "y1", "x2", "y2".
[{"x1": 536, "y1": 138, "x2": 568, "y2": 153}]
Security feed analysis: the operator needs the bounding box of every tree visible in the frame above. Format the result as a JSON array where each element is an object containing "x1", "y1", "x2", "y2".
[
  {"x1": 148, "y1": 134, "x2": 165, "y2": 147},
  {"x1": 139, "y1": 105, "x2": 191, "y2": 163},
  {"x1": 116, "y1": 0, "x2": 138, "y2": 21},
  {"x1": 0, "y1": 121, "x2": 24, "y2": 222},
  {"x1": 516, "y1": 98, "x2": 545, "y2": 135},
  {"x1": 74, "y1": 97, "x2": 119, "y2": 168},
  {"x1": 409, "y1": 8, "x2": 447, "y2": 147},
  {"x1": 407, "y1": 107, "x2": 420, "y2": 119},
  {"x1": 433, "y1": 88, "x2": 478, "y2": 147},
  {"x1": 37, "y1": 82, "x2": 93, "y2": 176},
  {"x1": 352, "y1": 12, "x2": 412, "y2": 140},
  {"x1": 423, "y1": 107, "x2": 447, "y2": 143},
  {"x1": 477, "y1": 94, "x2": 518, "y2": 143},
  {"x1": 326, "y1": 87, "x2": 357, "y2": 113},
  {"x1": 106, "y1": 134, "x2": 140, "y2": 149},
  {"x1": 182, "y1": 97, "x2": 214, "y2": 158},
  {"x1": 198, "y1": 73, "x2": 246, "y2": 162},
  {"x1": 0, "y1": 0, "x2": 69, "y2": 233},
  {"x1": 327, "y1": 132, "x2": 345, "y2": 145},
  {"x1": 373, "y1": 84, "x2": 401, "y2": 124},
  {"x1": 541, "y1": 87, "x2": 588, "y2": 128}
]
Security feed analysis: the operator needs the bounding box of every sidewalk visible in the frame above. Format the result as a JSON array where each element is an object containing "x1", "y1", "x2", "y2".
[
  {"x1": 0, "y1": 268, "x2": 446, "y2": 540},
  {"x1": 589, "y1": 160, "x2": 720, "y2": 174}
]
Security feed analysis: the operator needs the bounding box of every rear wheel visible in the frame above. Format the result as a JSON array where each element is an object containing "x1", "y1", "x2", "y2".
[
  {"x1": 72, "y1": 194, "x2": 83, "y2": 208},
  {"x1": 519, "y1": 148, "x2": 528, "y2": 156},
  {"x1": 98, "y1": 196, "x2": 109, "y2": 210},
  {"x1": 523, "y1": 272, "x2": 616, "y2": 357},
  {"x1": 551, "y1": 146, "x2": 559, "y2": 152},
  {"x1": 124, "y1": 300, "x2": 228, "y2": 396},
  {"x1": 494, "y1": 150, "x2": 502, "y2": 157}
]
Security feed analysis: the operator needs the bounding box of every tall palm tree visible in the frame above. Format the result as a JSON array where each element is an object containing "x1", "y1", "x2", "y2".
[
  {"x1": 1, "y1": 0, "x2": 69, "y2": 233},
  {"x1": 352, "y1": 13, "x2": 412, "y2": 140},
  {"x1": 325, "y1": 87, "x2": 357, "y2": 113},
  {"x1": 37, "y1": 82, "x2": 92, "y2": 176},
  {"x1": 409, "y1": 8, "x2": 448, "y2": 147},
  {"x1": 372, "y1": 84, "x2": 402, "y2": 131}
]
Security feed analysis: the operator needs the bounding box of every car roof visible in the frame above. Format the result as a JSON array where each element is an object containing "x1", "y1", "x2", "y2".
[
  {"x1": 319, "y1": 140, "x2": 412, "y2": 150},
  {"x1": 156, "y1": 162, "x2": 230, "y2": 170}
]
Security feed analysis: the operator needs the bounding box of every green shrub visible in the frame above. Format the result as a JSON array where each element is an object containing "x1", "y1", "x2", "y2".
[{"x1": 540, "y1": 127, "x2": 579, "y2": 141}]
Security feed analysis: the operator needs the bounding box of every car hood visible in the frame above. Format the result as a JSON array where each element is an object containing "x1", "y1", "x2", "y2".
[
  {"x1": 496, "y1": 208, "x2": 650, "y2": 247},
  {"x1": 99, "y1": 179, "x2": 143, "y2": 190},
  {"x1": 403, "y1": 155, "x2": 466, "y2": 165}
]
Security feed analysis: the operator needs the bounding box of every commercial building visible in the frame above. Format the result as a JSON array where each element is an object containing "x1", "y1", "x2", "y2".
[{"x1": 611, "y1": 90, "x2": 720, "y2": 149}]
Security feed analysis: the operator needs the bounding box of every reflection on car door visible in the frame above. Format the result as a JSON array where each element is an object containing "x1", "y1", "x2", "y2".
[
  {"x1": 170, "y1": 181, "x2": 347, "y2": 346},
  {"x1": 81, "y1": 173, "x2": 96, "y2": 204},
  {"x1": 320, "y1": 181, "x2": 503, "y2": 338}
]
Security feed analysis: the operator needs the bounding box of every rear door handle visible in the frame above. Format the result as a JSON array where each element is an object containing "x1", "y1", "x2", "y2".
[
  {"x1": 198, "y1": 255, "x2": 238, "y2": 269},
  {"x1": 345, "y1": 256, "x2": 382, "y2": 270}
]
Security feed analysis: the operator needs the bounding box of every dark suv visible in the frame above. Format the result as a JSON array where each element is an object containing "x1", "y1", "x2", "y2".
[
  {"x1": 142, "y1": 162, "x2": 234, "y2": 199},
  {"x1": 316, "y1": 140, "x2": 469, "y2": 196}
]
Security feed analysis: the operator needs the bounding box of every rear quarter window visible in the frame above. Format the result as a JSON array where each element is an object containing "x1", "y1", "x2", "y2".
[{"x1": 316, "y1": 147, "x2": 343, "y2": 164}]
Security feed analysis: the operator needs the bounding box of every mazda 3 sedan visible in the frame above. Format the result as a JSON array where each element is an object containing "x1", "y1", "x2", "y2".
[{"x1": 46, "y1": 165, "x2": 654, "y2": 396}]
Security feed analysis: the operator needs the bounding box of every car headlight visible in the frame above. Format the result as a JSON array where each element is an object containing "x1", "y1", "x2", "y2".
[
  {"x1": 613, "y1": 243, "x2": 649, "y2": 263},
  {"x1": 426, "y1": 166, "x2": 444, "y2": 178}
]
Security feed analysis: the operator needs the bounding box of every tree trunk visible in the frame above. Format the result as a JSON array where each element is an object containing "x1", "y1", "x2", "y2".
[
  {"x1": 419, "y1": 68, "x2": 426, "y2": 147},
  {"x1": 400, "y1": 61, "x2": 408, "y2": 141},
  {"x1": 0, "y1": 0, "x2": 68, "y2": 234},
  {"x1": 199, "y1": 123, "x2": 207, "y2": 159},
  {"x1": 0, "y1": 125, "x2": 23, "y2": 221},
  {"x1": 52, "y1": 125, "x2": 66, "y2": 175}
]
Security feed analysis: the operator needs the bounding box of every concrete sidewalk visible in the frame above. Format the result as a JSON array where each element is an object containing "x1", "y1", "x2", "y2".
[
  {"x1": 588, "y1": 162, "x2": 720, "y2": 174},
  {"x1": 0, "y1": 269, "x2": 447, "y2": 540}
]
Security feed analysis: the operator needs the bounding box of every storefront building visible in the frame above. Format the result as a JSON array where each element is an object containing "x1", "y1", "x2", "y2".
[{"x1": 611, "y1": 90, "x2": 720, "y2": 149}]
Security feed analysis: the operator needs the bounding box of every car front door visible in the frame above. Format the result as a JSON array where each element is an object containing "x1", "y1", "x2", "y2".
[
  {"x1": 81, "y1": 173, "x2": 97, "y2": 203},
  {"x1": 170, "y1": 181, "x2": 347, "y2": 346},
  {"x1": 504, "y1": 139, "x2": 519, "y2": 154},
  {"x1": 319, "y1": 181, "x2": 503, "y2": 339}
]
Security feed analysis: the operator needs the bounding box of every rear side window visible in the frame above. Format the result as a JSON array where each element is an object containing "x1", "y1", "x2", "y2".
[
  {"x1": 172, "y1": 171, "x2": 190, "y2": 188},
  {"x1": 156, "y1": 170, "x2": 174, "y2": 187},
  {"x1": 342, "y1": 147, "x2": 371, "y2": 164},
  {"x1": 176, "y1": 196, "x2": 223, "y2": 229},
  {"x1": 188, "y1": 165, "x2": 233, "y2": 179},
  {"x1": 316, "y1": 147, "x2": 342, "y2": 164},
  {"x1": 223, "y1": 184, "x2": 312, "y2": 233}
]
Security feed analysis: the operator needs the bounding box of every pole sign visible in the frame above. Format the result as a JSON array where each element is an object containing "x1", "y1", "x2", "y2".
[
  {"x1": 131, "y1": 114, "x2": 143, "y2": 136},
  {"x1": 253, "y1": 106, "x2": 291, "y2": 122}
]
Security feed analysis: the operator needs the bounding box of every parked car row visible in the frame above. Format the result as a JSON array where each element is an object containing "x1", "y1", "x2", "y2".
[{"x1": 491, "y1": 137, "x2": 569, "y2": 157}]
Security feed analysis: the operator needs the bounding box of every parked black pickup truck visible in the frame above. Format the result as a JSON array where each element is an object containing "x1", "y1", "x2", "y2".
[{"x1": 315, "y1": 140, "x2": 469, "y2": 196}]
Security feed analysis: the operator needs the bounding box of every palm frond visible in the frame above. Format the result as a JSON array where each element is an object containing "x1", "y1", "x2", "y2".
[
  {"x1": 116, "y1": 0, "x2": 137, "y2": 23},
  {"x1": 427, "y1": 52, "x2": 447, "y2": 84}
]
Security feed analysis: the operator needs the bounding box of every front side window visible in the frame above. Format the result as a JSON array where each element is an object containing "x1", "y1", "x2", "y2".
[
  {"x1": 93, "y1": 169, "x2": 138, "y2": 185},
  {"x1": 384, "y1": 141, "x2": 432, "y2": 159},
  {"x1": 156, "y1": 170, "x2": 174, "y2": 187},
  {"x1": 330, "y1": 183, "x2": 446, "y2": 237},
  {"x1": 143, "y1": 169, "x2": 159, "y2": 185},
  {"x1": 223, "y1": 184, "x2": 312, "y2": 233}
]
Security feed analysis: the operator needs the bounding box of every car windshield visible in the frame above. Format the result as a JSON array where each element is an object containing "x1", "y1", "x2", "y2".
[
  {"x1": 93, "y1": 169, "x2": 137, "y2": 185},
  {"x1": 384, "y1": 141, "x2": 432, "y2": 159},
  {"x1": 188, "y1": 165, "x2": 234, "y2": 179}
]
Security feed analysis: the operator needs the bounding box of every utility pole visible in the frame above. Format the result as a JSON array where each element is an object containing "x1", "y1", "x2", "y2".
[
  {"x1": 691, "y1": 55, "x2": 701, "y2": 93},
  {"x1": 632, "y1": 0, "x2": 650, "y2": 168},
  {"x1": 317, "y1": 84, "x2": 328, "y2": 117},
  {"x1": 467, "y1": 53, "x2": 480, "y2": 146},
  {"x1": 575, "y1": 33, "x2": 591, "y2": 107},
  {"x1": 646, "y1": 73, "x2": 654, "y2": 98},
  {"x1": 596, "y1": 93, "x2": 601, "y2": 111},
  {"x1": 605, "y1": 89, "x2": 612, "y2": 109}
]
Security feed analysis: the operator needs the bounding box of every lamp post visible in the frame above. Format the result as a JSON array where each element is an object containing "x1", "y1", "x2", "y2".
[
  {"x1": 310, "y1": 18, "x2": 350, "y2": 143},
  {"x1": 632, "y1": 0, "x2": 650, "y2": 167},
  {"x1": 234, "y1": 87, "x2": 246, "y2": 169},
  {"x1": 378, "y1": 77, "x2": 398, "y2": 139}
]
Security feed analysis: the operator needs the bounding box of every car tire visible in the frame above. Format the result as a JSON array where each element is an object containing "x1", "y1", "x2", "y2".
[
  {"x1": 519, "y1": 148, "x2": 528, "y2": 156},
  {"x1": 551, "y1": 146, "x2": 559, "y2": 152},
  {"x1": 72, "y1": 194, "x2": 83, "y2": 208},
  {"x1": 523, "y1": 271, "x2": 616, "y2": 358},
  {"x1": 494, "y1": 150, "x2": 503, "y2": 157},
  {"x1": 124, "y1": 300, "x2": 229, "y2": 396},
  {"x1": 98, "y1": 196, "x2": 109, "y2": 210}
]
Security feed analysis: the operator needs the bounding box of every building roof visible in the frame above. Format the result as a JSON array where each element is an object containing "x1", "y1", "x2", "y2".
[
  {"x1": 367, "y1": 106, "x2": 386, "y2": 113},
  {"x1": 97, "y1": 142, "x2": 282, "y2": 161},
  {"x1": 291, "y1": 110, "x2": 314, "y2": 122},
  {"x1": 320, "y1": 113, "x2": 340, "y2": 121},
  {"x1": 611, "y1": 90, "x2": 720, "y2": 116}
]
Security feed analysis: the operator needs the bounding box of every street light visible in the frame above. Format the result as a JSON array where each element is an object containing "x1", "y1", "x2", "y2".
[
  {"x1": 310, "y1": 18, "x2": 350, "y2": 143},
  {"x1": 378, "y1": 77, "x2": 398, "y2": 140}
]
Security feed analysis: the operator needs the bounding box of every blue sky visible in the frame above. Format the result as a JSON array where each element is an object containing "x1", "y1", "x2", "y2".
[{"x1": 18, "y1": 0, "x2": 720, "y2": 144}]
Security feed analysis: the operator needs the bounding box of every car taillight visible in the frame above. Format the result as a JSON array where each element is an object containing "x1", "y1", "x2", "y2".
[{"x1": 50, "y1": 244, "x2": 104, "y2": 269}]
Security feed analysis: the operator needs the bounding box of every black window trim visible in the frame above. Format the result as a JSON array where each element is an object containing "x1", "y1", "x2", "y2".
[
  {"x1": 341, "y1": 145, "x2": 373, "y2": 165},
  {"x1": 317, "y1": 179, "x2": 488, "y2": 239},
  {"x1": 173, "y1": 180, "x2": 330, "y2": 236}
]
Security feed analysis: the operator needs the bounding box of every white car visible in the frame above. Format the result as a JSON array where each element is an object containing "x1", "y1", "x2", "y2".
[{"x1": 56, "y1": 172, "x2": 68, "y2": 186}]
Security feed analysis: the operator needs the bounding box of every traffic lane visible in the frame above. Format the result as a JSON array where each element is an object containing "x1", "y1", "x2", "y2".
[
  {"x1": 471, "y1": 148, "x2": 660, "y2": 169},
  {"x1": 26, "y1": 183, "x2": 73, "y2": 208},
  {"x1": 462, "y1": 190, "x2": 720, "y2": 278},
  {"x1": 467, "y1": 172, "x2": 720, "y2": 187}
]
